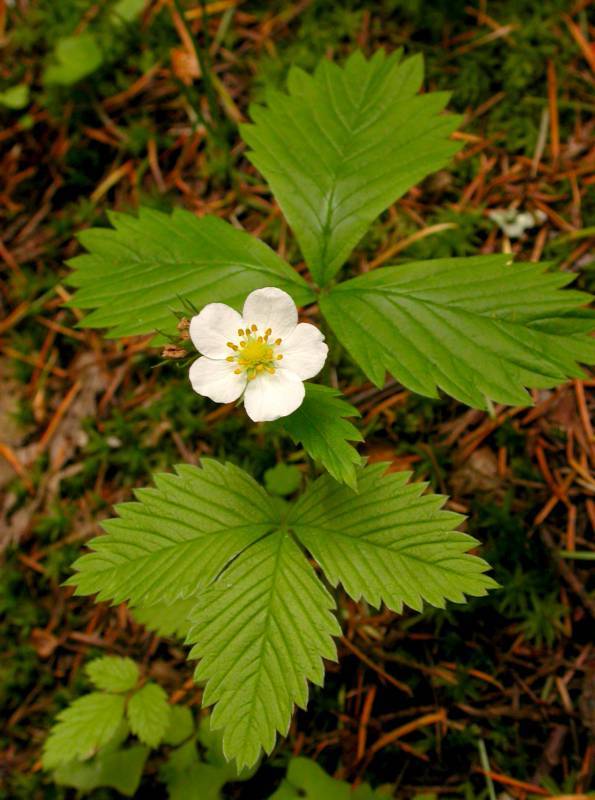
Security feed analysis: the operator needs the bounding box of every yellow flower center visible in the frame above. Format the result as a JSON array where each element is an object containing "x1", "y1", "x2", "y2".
[
  {"x1": 225, "y1": 325, "x2": 284, "y2": 380},
  {"x1": 241, "y1": 338, "x2": 274, "y2": 366}
]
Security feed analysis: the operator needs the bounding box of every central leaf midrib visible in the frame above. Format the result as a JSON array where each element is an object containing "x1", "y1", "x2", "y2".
[
  {"x1": 241, "y1": 531, "x2": 286, "y2": 756},
  {"x1": 317, "y1": 62, "x2": 381, "y2": 277},
  {"x1": 94, "y1": 523, "x2": 275, "y2": 568},
  {"x1": 332, "y1": 287, "x2": 572, "y2": 384},
  {"x1": 339, "y1": 284, "x2": 563, "y2": 326},
  {"x1": 293, "y1": 524, "x2": 479, "y2": 576}
]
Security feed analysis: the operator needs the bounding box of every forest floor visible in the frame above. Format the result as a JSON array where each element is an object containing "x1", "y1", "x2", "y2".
[{"x1": 0, "y1": 1, "x2": 594, "y2": 798}]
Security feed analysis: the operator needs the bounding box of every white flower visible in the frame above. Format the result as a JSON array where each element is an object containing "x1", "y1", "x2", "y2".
[
  {"x1": 488, "y1": 208, "x2": 546, "y2": 239},
  {"x1": 189, "y1": 287, "x2": 328, "y2": 422}
]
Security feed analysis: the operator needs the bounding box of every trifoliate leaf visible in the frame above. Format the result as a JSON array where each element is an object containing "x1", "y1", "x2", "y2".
[
  {"x1": 86, "y1": 656, "x2": 139, "y2": 693},
  {"x1": 131, "y1": 598, "x2": 198, "y2": 639},
  {"x1": 67, "y1": 460, "x2": 278, "y2": 606},
  {"x1": 290, "y1": 463, "x2": 497, "y2": 613},
  {"x1": 43, "y1": 693, "x2": 126, "y2": 769},
  {"x1": 44, "y1": 34, "x2": 103, "y2": 86},
  {"x1": 162, "y1": 705, "x2": 194, "y2": 746},
  {"x1": 127, "y1": 682, "x2": 171, "y2": 748},
  {"x1": 52, "y1": 746, "x2": 149, "y2": 796},
  {"x1": 241, "y1": 50, "x2": 461, "y2": 286},
  {"x1": 67, "y1": 459, "x2": 494, "y2": 771},
  {"x1": 280, "y1": 384, "x2": 362, "y2": 489},
  {"x1": 67, "y1": 208, "x2": 314, "y2": 340},
  {"x1": 320, "y1": 255, "x2": 595, "y2": 408},
  {"x1": 187, "y1": 531, "x2": 340, "y2": 770},
  {"x1": 264, "y1": 463, "x2": 302, "y2": 496}
]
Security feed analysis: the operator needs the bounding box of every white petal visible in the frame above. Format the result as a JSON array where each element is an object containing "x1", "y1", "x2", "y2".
[
  {"x1": 189, "y1": 357, "x2": 246, "y2": 404},
  {"x1": 243, "y1": 369, "x2": 305, "y2": 422},
  {"x1": 278, "y1": 323, "x2": 328, "y2": 380},
  {"x1": 241, "y1": 287, "x2": 298, "y2": 341},
  {"x1": 189, "y1": 303, "x2": 242, "y2": 359}
]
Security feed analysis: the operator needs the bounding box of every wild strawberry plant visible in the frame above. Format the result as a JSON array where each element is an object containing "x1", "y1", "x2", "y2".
[{"x1": 61, "y1": 50, "x2": 595, "y2": 770}]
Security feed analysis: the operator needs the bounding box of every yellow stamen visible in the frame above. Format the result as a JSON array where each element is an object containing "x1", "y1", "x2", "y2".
[
  {"x1": 227, "y1": 342, "x2": 237, "y2": 350},
  {"x1": 237, "y1": 328, "x2": 244, "y2": 336},
  {"x1": 275, "y1": 338, "x2": 282, "y2": 345},
  {"x1": 276, "y1": 354, "x2": 283, "y2": 360},
  {"x1": 225, "y1": 331, "x2": 280, "y2": 379},
  {"x1": 265, "y1": 328, "x2": 272, "y2": 336}
]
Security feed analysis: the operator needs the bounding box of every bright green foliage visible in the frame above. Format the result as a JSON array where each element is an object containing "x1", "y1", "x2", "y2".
[
  {"x1": 132, "y1": 598, "x2": 197, "y2": 639},
  {"x1": 280, "y1": 384, "x2": 362, "y2": 489},
  {"x1": 68, "y1": 459, "x2": 495, "y2": 768},
  {"x1": 112, "y1": 0, "x2": 147, "y2": 23},
  {"x1": 269, "y1": 757, "x2": 388, "y2": 799},
  {"x1": 67, "y1": 460, "x2": 278, "y2": 606},
  {"x1": 320, "y1": 255, "x2": 595, "y2": 408},
  {"x1": 67, "y1": 208, "x2": 314, "y2": 340},
  {"x1": 160, "y1": 716, "x2": 255, "y2": 799},
  {"x1": 127, "y1": 682, "x2": 171, "y2": 747},
  {"x1": 264, "y1": 463, "x2": 303, "y2": 496},
  {"x1": 290, "y1": 463, "x2": 496, "y2": 613},
  {"x1": 162, "y1": 705, "x2": 195, "y2": 746},
  {"x1": 161, "y1": 740, "x2": 218, "y2": 800},
  {"x1": 42, "y1": 693, "x2": 126, "y2": 769},
  {"x1": 187, "y1": 531, "x2": 340, "y2": 769},
  {"x1": 44, "y1": 34, "x2": 103, "y2": 85},
  {"x1": 86, "y1": 656, "x2": 139, "y2": 693},
  {"x1": 0, "y1": 84, "x2": 29, "y2": 109},
  {"x1": 52, "y1": 745, "x2": 149, "y2": 796},
  {"x1": 241, "y1": 50, "x2": 461, "y2": 286}
]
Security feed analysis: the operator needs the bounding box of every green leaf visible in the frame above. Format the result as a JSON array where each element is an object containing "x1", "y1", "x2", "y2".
[
  {"x1": 44, "y1": 34, "x2": 103, "y2": 86},
  {"x1": 320, "y1": 255, "x2": 595, "y2": 408},
  {"x1": 112, "y1": 0, "x2": 147, "y2": 23},
  {"x1": 187, "y1": 531, "x2": 340, "y2": 770},
  {"x1": 162, "y1": 705, "x2": 195, "y2": 746},
  {"x1": 67, "y1": 459, "x2": 494, "y2": 771},
  {"x1": 269, "y1": 757, "x2": 349, "y2": 799},
  {"x1": 127, "y1": 682, "x2": 171, "y2": 747},
  {"x1": 196, "y1": 715, "x2": 258, "y2": 777},
  {"x1": 0, "y1": 84, "x2": 29, "y2": 110},
  {"x1": 160, "y1": 740, "x2": 231, "y2": 800},
  {"x1": 52, "y1": 746, "x2": 149, "y2": 796},
  {"x1": 160, "y1": 717, "x2": 255, "y2": 800},
  {"x1": 290, "y1": 463, "x2": 497, "y2": 613},
  {"x1": 43, "y1": 693, "x2": 126, "y2": 769},
  {"x1": 264, "y1": 463, "x2": 303, "y2": 496},
  {"x1": 67, "y1": 460, "x2": 278, "y2": 606},
  {"x1": 280, "y1": 384, "x2": 362, "y2": 489},
  {"x1": 68, "y1": 208, "x2": 314, "y2": 340},
  {"x1": 268, "y1": 757, "x2": 386, "y2": 799},
  {"x1": 131, "y1": 598, "x2": 198, "y2": 639},
  {"x1": 86, "y1": 656, "x2": 139, "y2": 693},
  {"x1": 241, "y1": 49, "x2": 461, "y2": 286}
]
